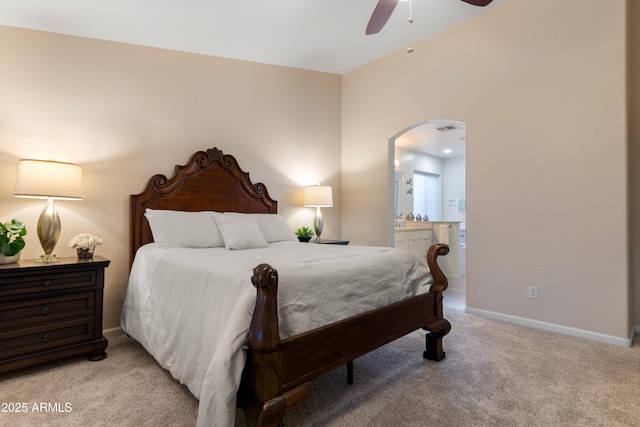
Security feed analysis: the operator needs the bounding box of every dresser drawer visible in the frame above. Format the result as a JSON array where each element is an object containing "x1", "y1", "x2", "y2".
[
  {"x1": 0, "y1": 292, "x2": 95, "y2": 330},
  {"x1": 0, "y1": 318, "x2": 94, "y2": 359},
  {"x1": 0, "y1": 270, "x2": 97, "y2": 297}
]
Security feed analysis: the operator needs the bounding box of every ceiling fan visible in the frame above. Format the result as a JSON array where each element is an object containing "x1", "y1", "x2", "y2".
[{"x1": 366, "y1": 0, "x2": 494, "y2": 35}]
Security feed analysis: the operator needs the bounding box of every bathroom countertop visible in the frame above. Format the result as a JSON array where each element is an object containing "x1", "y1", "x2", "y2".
[
  {"x1": 395, "y1": 220, "x2": 461, "y2": 230},
  {"x1": 394, "y1": 226, "x2": 432, "y2": 231}
]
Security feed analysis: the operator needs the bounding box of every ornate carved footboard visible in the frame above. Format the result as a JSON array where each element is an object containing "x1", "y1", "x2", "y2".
[{"x1": 244, "y1": 243, "x2": 451, "y2": 427}]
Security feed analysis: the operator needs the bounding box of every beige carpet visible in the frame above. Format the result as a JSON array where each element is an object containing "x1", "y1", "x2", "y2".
[{"x1": 2, "y1": 306, "x2": 639, "y2": 427}]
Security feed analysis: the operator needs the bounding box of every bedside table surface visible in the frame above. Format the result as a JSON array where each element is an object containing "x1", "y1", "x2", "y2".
[
  {"x1": 0, "y1": 255, "x2": 110, "y2": 271},
  {"x1": 312, "y1": 239, "x2": 350, "y2": 245}
]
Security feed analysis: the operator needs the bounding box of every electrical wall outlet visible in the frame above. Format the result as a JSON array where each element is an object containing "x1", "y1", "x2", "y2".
[{"x1": 528, "y1": 286, "x2": 538, "y2": 299}]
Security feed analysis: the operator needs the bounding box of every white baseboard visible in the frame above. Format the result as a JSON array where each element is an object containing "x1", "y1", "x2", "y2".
[
  {"x1": 465, "y1": 307, "x2": 632, "y2": 348},
  {"x1": 103, "y1": 327, "x2": 125, "y2": 339}
]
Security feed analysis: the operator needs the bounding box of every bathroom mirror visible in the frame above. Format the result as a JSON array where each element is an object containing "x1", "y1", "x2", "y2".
[{"x1": 394, "y1": 171, "x2": 404, "y2": 218}]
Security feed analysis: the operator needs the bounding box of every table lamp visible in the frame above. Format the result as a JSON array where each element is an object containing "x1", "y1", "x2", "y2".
[
  {"x1": 303, "y1": 185, "x2": 333, "y2": 241},
  {"x1": 14, "y1": 159, "x2": 83, "y2": 263}
]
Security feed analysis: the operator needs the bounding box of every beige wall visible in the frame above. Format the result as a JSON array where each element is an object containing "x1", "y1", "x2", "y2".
[
  {"x1": 0, "y1": 26, "x2": 342, "y2": 330},
  {"x1": 1, "y1": 0, "x2": 636, "y2": 341},
  {"x1": 342, "y1": 0, "x2": 631, "y2": 339}
]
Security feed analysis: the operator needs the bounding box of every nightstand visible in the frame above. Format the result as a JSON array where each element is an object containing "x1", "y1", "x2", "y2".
[
  {"x1": 312, "y1": 239, "x2": 350, "y2": 245},
  {"x1": 0, "y1": 256, "x2": 110, "y2": 374}
]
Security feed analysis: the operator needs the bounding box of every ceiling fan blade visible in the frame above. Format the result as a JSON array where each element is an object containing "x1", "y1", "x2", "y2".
[
  {"x1": 460, "y1": 0, "x2": 494, "y2": 6},
  {"x1": 366, "y1": 0, "x2": 400, "y2": 35}
]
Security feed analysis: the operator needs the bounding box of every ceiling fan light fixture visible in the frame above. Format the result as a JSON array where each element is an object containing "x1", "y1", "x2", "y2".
[{"x1": 366, "y1": 0, "x2": 494, "y2": 35}]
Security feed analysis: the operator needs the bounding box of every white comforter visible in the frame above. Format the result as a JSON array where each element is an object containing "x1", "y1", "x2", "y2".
[{"x1": 120, "y1": 241, "x2": 433, "y2": 426}]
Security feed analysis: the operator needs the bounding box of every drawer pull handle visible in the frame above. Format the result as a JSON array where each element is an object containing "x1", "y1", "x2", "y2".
[
  {"x1": 41, "y1": 305, "x2": 50, "y2": 315},
  {"x1": 41, "y1": 333, "x2": 49, "y2": 342},
  {"x1": 42, "y1": 280, "x2": 52, "y2": 287}
]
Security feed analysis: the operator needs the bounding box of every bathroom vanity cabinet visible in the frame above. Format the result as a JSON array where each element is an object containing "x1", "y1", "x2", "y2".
[
  {"x1": 395, "y1": 221, "x2": 462, "y2": 279},
  {"x1": 394, "y1": 228, "x2": 432, "y2": 263}
]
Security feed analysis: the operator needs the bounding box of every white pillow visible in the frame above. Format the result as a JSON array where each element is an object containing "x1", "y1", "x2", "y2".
[
  {"x1": 144, "y1": 209, "x2": 225, "y2": 248},
  {"x1": 255, "y1": 214, "x2": 297, "y2": 243},
  {"x1": 213, "y1": 212, "x2": 269, "y2": 250}
]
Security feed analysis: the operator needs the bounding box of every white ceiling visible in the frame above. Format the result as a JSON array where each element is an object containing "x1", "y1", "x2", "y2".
[
  {"x1": 0, "y1": 0, "x2": 508, "y2": 156},
  {"x1": 0, "y1": 0, "x2": 507, "y2": 75}
]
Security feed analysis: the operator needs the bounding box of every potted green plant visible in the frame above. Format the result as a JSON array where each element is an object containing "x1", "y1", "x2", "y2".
[
  {"x1": 295, "y1": 226, "x2": 314, "y2": 242},
  {"x1": 0, "y1": 219, "x2": 27, "y2": 264}
]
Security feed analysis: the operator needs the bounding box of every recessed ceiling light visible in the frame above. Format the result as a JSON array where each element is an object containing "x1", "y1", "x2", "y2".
[{"x1": 443, "y1": 149, "x2": 452, "y2": 154}]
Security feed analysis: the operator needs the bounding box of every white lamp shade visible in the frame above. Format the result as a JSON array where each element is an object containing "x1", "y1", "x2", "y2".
[
  {"x1": 304, "y1": 185, "x2": 333, "y2": 207},
  {"x1": 14, "y1": 159, "x2": 83, "y2": 200}
]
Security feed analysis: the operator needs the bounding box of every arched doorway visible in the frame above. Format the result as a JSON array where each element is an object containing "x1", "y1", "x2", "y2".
[{"x1": 388, "y1": 119, "x2": 467, "y2": 308}]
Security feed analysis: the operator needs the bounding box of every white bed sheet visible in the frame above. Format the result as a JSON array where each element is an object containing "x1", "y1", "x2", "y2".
[{"x1": 120, "y1": 241, "x2": 433, "y2": 426}]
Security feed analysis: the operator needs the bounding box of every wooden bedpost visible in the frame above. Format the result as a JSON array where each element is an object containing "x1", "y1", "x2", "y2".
[
  {"x1": 249, "y1": 264, "x2": 281, "y2": 352},
  {"x1": 246, "y1": 264, "x2": 310, "y2": 427},
  {"x1": 424, "y1": 243, "x2": 452, "y2": 362}
]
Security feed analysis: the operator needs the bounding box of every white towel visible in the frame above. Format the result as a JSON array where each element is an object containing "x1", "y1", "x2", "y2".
[{"x1": 438, "y1": 224, "x2": 450, "y2": 245}]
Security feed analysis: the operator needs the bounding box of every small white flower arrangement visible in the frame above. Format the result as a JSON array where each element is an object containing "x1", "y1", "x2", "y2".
[{"x1": 69, "y1": 233, "x2": 103, "y2": 249}]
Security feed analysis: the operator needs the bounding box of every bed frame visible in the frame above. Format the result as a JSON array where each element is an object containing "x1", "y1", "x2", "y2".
[{"x1": 130, "y1": 147, "x2": 451, "y2": 427}]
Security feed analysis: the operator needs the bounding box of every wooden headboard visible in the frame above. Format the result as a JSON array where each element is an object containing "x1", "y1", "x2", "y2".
[{"x1": 130, "y1": 147, "x2": 277, "y2": 265}]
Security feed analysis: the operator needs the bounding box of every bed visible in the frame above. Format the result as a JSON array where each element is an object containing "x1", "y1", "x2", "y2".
[{"x1": 123, "y1": 147, "x2": 451, "y2": 427}]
